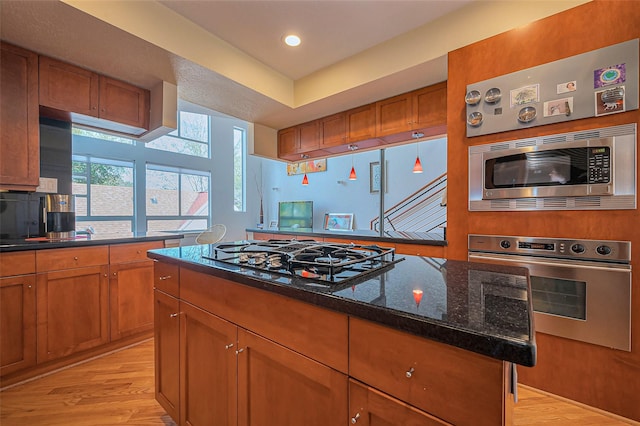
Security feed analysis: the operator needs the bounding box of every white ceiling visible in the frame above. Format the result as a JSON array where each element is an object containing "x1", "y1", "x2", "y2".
[{"x1": 0, "y1": 0, "x2": 587, "y2": 130}]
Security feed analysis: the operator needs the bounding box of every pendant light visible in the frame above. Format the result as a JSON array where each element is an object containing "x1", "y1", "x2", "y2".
[
  {"x1": 348, "y1": 144, "x2": 358, "y2": 180},
  {"x1": 302, "y1": 173, "x2": 309, "y2": 185},
  {"x1": 413, "y1": 144, "x2": 423, "y2": 174},
  {"x1": 412, "y1": 133, "x2": 424, "y2": 174}
]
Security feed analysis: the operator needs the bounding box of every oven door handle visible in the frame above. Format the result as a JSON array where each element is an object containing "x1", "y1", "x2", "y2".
[{"x1": 468, "y1": 253, "x2": 631, "y2": 272}]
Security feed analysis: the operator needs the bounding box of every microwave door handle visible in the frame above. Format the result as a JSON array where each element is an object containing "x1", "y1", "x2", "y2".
[{"x1": 43, "y1": 204, "x2": 47, "y2": 233}]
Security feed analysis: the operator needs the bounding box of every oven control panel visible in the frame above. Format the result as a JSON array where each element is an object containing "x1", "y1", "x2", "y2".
[{"x1": 469, "y1": 234, "x2": 631, "y2": 262}]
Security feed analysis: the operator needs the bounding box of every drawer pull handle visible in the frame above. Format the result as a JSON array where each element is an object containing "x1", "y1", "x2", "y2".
[
  {"x1": 351, "y1": 413, "x2": 360, "y2": 424},
  {"x1": 225, "y1": 343, "x2": 234, "y2": 350},
  {"x1": 170, "y1": 313, "x2": 178, "y2": 318},
  {"x1": 235, "y1": 348, "x2": 245, "y2": 355},
  {"x1": 406, "y1": 367, "x2": 415, "y2": 378},
  {"x1": 74, "y1": 256, "x2": 78, "y2": 260},
  {"x1": 159, "y1": 275, "x2": 172, "y2": 280}
]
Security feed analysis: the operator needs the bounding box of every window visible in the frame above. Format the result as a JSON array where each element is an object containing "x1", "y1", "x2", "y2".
[
  {"x1": 146, "y1": 165, "x2": 210, "y2": 232},
  {"x1": 72, "y1": 156, "x2": 134, "y2": 234},
  {"x1": 233, "y1": 127, "x2": 246, "y2": 212},
  {"x1": 145, "y1": 111, "x2": 210, "y2": 157}
]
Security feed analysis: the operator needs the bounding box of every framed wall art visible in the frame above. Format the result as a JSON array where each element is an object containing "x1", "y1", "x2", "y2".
[{"x1": 323, "y1": 213, "x2": 354, "y2": 231}]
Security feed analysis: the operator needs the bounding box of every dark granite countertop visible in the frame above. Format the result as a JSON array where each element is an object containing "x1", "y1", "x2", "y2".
[
  {"x1": 247, "y1": 227, "x2": 447, "y2": 246},
  {"x1": 0, "y1": 232, "x2": 183, "y2": 252},
  {"x1": 148, "y1": 243, "x2": 536, "y2": 367}
]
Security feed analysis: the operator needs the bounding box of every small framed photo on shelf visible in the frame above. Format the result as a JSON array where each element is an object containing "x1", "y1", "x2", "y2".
[
  {"x1": 269, "y1": 220, "x2": 278, "y2": 229},
  {"x1": 324, "y1": 213, "x2": 354, "y2": 231}
]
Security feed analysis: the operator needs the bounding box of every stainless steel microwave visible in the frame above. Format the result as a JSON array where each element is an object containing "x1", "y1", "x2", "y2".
[{"x1": 469, "y1": 124, "x2": 636, "y2": 211}]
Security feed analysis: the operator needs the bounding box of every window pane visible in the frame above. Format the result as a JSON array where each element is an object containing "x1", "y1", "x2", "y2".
[
  {"x1": 148, "y1": 219, "x2": 208, "y2": 232},
  {"x1": 234, "y1": 127, "x2": 246, "y2": 212},
  {"x1": 145, "y1": 134, "x2": 208, "y2": 157},
  {"x1": 181, "y1": 174, "x2": 209, "y2": 216},
  {"x1": 74, "y1": 195, "x2": 88, "y2": 216},
  {"x1": 89, "y1": 163, "x2": 134, "y2": 216},
  {"x1": 73, "y1": 128, "x2": 134, "y2": 145},
  {"x1": 179, "y1": 111, "x2": 209, "y2": 142},
  {"x1": 147, "y1": 169, "x2": 179, "y2": 216},
  {"x1": 76, "y1": 220, "x2": 132, "y2": 235}
]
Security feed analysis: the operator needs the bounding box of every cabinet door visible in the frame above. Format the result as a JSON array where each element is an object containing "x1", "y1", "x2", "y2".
[
  {"x1": 412, "y1": 82, "x2": 447, "y2": 129},
  {"x1": 297, "y1": 120, "x2": 321, "y2": 152},
  {"x1": 109, "y1": 259, "x2": 155, "y2": 341},
  {"x1": 180, "y1": 301, "x2": 237, "y2": 426},
  {"x1": 99, "y1": 76, "x2": 149, "y2": 130},
  {"x1": 36, "y1": 265, "x2": 109, "y2": 363},
  {"x1": 0, "y1": 43, "x2": 40, "y2": 191},
  {"x1": 39, "y1": 55, "x2": 99, "y2": 117},
  {"x1": 277, "y1": 127, "x2": 298, "y2": 160},
  {"x1": 237, "y1": 329, "x2": 347, "y2": 426},
  {"x1": 376, "y1": 93, "x2": 412, "y2": 137},
  {"x1": 349, "y1": 380, "x2": 450, "y2": 426},
  {"x1": 154, "y1": 290, "x2": 180, "y2": 422},
  {"x1": 346, "y1": 104, "x2": 376, "y2": 143},
  {"x1": 320, "y1": 113, "x2": 346, "y2": 148},
  {"x1": 0, "y1": 275, "x2": 36, "y2": 376}
]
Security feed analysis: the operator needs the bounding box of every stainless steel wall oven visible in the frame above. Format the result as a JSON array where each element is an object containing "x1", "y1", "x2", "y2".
[{"x1": 469, "y1": 234, "x2": 631, "y2": 351}]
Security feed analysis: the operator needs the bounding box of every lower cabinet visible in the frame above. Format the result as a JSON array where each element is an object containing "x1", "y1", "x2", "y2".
[
  {"x1": 109, "y1": 259, "x2": 155, "y2": 340},
  {"x1": 237, "y1": 328, "x2": 347, "y2": 426},
  {"x1": 154, "y1": 290, "x2": 180, "y2": 421},
  {"x1": 36, "y1": 265, "x2": 109, "y2": 363},
  {"x1": 349, "y1": 379, "x2": 450, "y2": 426},
  {"x1": 0, "y1": 274, "x2": 36, "y2": 376}
]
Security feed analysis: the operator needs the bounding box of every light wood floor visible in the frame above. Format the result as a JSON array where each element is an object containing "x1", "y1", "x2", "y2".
[{"x1": 0, "y1": 339, "x2": 637, "y2": 425}]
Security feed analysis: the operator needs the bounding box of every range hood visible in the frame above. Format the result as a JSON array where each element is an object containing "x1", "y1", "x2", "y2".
[{"x1": 136, "y1": 81, "x2": 178, "y2": 142}]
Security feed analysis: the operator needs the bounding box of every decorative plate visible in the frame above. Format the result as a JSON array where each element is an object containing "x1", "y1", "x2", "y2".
[
  {"x1": 465, "y1": 90, "x2": 481, "y2": 105},
  {"x1": 467, "y1": 111, "x2": 483, "y2": 127},
  {"x1": 517, "y1": 106, "x2": 537, "y2": 123},
  {"x1": 484, "y1": 87, "x2": 501, "y2": 104}
]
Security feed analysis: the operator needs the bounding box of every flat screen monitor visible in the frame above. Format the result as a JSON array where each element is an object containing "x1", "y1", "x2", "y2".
[{"x1": 278, "y1": 201, "x2": 313, "y2": 232}]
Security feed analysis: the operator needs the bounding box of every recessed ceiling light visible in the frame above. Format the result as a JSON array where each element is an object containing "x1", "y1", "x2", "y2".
[{"x1": 284, "y1": 34, "x2": 301, "y2": 47}]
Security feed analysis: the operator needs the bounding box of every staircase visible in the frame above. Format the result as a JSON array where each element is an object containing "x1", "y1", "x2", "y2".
[{"x1": 370, "y1": 173, "x2": 447, "y2": 237}]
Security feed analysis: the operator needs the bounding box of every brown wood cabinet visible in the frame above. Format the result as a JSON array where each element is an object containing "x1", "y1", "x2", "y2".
[
  {"x1": 180, "y1": 299, "x2": 237, "y2": 426},
  {"x1": 349, "y1": 318, "x2": 512, "y2": 426},
  {"x1": 36, "y1": 264, "x2": 110, "y2": 363},
  {"x1": 109, "y1": 241, "x2": 163, "y2": 341},
  {"x1": 0, "y1": 42, "x2": 40, "y2": 191},
  {"x1": 0, "y1": 274, "x2": 36, "y2": 376},
  {"x1": 237, "y1": 328, "x2": 348, "y2": 426},
  {"x1": 154, "y1": 290, "x2": 180, "y2": 422},
  {"x1": 349, "y1": 379, "x2": 450, "y2": 426},
  {"x1": 277, "y1": 82, "x2": 446, "y2": 161},
  {"x1": 376, "y1": 82, "x2": 447, "y2": 143},
  {"x1": 39, "y1": 55, "x2": 149, "y2": 133}
]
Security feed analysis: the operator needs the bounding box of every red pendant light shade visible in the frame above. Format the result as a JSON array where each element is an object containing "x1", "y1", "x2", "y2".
[
  {"x1": 349, "y1": 166, "x2": 357, "y2": 180},
  {"x1": 413, "y1": 156, "x2": 423, "y2": 173},
  {"x1": 302, "y1": 173, "x2": 309, "y2": 185}
]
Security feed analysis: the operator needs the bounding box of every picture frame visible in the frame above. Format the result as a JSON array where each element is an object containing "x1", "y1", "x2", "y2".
[
  {"x1": 323, "y1": 213, "x2": 354, "y2": 231},
  {"x1": 268, "y1": 220, "x2": 278, "y2": 229}
]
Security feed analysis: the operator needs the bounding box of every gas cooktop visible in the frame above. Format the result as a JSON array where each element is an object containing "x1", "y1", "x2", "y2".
[{"x1": 203, "y1": 239, "x2": 403, "y2": 285}]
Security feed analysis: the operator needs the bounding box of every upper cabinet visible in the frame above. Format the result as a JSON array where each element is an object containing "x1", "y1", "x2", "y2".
[
  {"x1": 376, "y1": 81, "x2": 447, "y2": 144},
  {"x1": 39, "y1": 56, "x2": 150, "y2": 135},
  {"x1": 0, "y1": 42, "x2": 40, "y2": 191},
  {"x1": 277, "y1": 82, "x2": 447, "y2": 161}
]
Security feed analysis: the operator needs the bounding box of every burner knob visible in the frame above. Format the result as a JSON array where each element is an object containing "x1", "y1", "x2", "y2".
[
  {"x1": 596, "y1": 245, "x2": 612, "y2": 256},
  {"x1": 500, "y1": 240, "x2": 511, "y2": 249},
  {"x1": 571, "y1": 244, "x2": 585, "y2": 254}
]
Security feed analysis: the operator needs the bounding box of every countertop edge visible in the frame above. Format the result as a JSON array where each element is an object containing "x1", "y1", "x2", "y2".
[
  {"x1": 148, "y1": 250, "x2": 536, "y2": 367},
  {"x1": 0, "y1": 234, "x2": 184, "y2": 252}
]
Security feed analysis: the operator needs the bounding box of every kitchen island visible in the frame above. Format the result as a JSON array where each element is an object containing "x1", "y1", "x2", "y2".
[{"x1": 149, "y1": 241, "x2": 536, "y2": 426}]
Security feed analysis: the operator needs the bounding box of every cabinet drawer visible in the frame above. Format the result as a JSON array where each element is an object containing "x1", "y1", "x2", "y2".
[
  {"x1": 110, "y1": 241, "x2": 164, "y2": 264},
  {"x1": 36, "y1": 246, "x2": 108, "y2": 272},
  {"x1": 0, "y1": 251, "x2": 36, "y2": 277},
  {"x1": 154, "y1": 261, "x2": 179, "y2": 297},
  {"x1": 349, "y1": 318, "x2": 509, "y2": 426},
  {"x1": 180, "y1": 268, "x2": 348, "y2": 373}
]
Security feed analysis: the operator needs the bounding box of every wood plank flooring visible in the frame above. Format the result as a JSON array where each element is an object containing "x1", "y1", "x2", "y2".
[{"x1": 0, "y1": 339, "x2": 637, "y2": 425}]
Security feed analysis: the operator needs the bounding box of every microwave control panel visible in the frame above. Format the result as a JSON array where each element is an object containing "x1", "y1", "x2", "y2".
[{"x1": 588, "y1": 147, "x2": 611, "y2": 183}]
